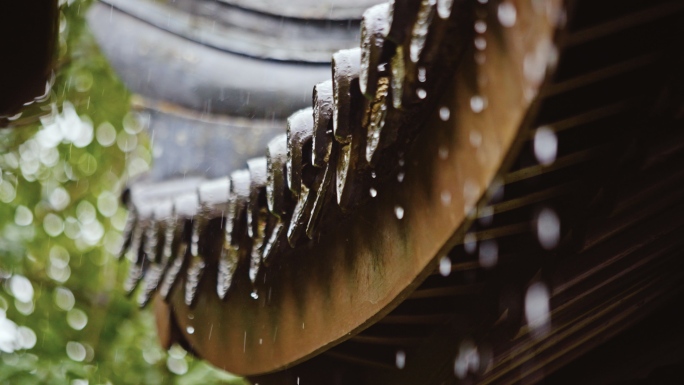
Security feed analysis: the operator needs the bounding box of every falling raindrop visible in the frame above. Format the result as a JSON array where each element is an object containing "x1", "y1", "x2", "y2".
[
  {"x1": 470, "y1": 96, "x2": 486, "y2": 113},
  {"x1": 251, "y1": 291, "x2": 259, "y2": 300},
  {"x1": 488, "y1": 176, "x2": 505, "y2": 203},
  {"x1": 536, "y1": 207, "x2": 560, "y2": 249},
  {"x1": 474, "y1": 20, "x2": 487, "y2": 33},
  {"x1": 524, "y1": 38, "x2": 554, "y2": 86},
  {"x1": 395, "y1": 350, "x2": 406, "y2": 369},
  {"x1": 397, "y1": 172, "x2": 405, "y2": 183},
  {"x1": 534, "y1": 126, "x2": 557, "y2": 166},
  {"x1": 435, "y1": 107, "x2": 450, "y2": 123},
  {"x1": 463, "y1": 179, "x2": 481, "y2": 207},
  {"x1": 464, "y1": 233, "x2": 477, "y2": 254},
  {"x1": 394, "y1": 206, "x2": 405, "y2": 220},
  {"x1": 371, "y1": 171, "x2": 377, "y2": 178},
  {"x1": 478, "y1": 206, "x2": 494, "y2": 226},
  {"x1": 437, "y1": 0, "x2": 453, "y2": 19},
  {"x1": 416, "y1": 88, "x2": 427, "y2": 99},
  {"x1": 454, "y1": 339, "x2": 480, "y2": 379},
  {"x1": 479, "y1": 239, "x2": 498, "y2": 268},
  {"x1": 440, "y1": 190, "x2": 452, "y2": 205},
  {"x1": 438, "y1": 146, "x2": 449, "y2": 159},
  {"x1": 439, "y1": 256, "x2": 452, "y2": 276},
  {"x1": 524, "y1": 86, "x2": 538, "y2": 102},
  {"x1": 525, "y1": 282, "x2": 551, "y2": 338},
  {"x1": 470, "y1": 130, "x2": 483, "y2": 147},
  {"x1": 498, "y1": 2, "x2": 517, "y2": 27},
  {"x1": 187, "y1": 326, "x2": 195, "y2": 335},
  {"x1": 369, "y1": 188, "x2": 378, "y2": 198},
  {"x1": 474, "y1": 36, "x2": 487, "y2": 50},
  {"x1": 418, "y1": 67, "x2": 427, "y2": 82}
]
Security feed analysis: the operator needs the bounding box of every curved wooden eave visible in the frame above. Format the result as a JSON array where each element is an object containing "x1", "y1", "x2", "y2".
[{"x1": 160, "y1": 0, "x2": 563, "y2": 375}]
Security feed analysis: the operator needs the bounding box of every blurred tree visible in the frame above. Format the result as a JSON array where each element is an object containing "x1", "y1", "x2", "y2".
[{"x1": 0, "y1": 1, "x2": 247, "y2": 384}]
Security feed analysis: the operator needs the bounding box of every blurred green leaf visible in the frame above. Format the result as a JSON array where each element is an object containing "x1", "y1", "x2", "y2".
[{"x1": 0, "y1": 2, "x2": 248, "y2": 384}]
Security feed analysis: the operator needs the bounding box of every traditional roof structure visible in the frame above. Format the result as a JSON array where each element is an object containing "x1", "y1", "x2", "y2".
[{"x1": 91, "y1": 0, "x2": 684, "y2": 383}]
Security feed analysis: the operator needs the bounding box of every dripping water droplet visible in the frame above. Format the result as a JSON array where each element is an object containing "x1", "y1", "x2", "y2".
[
  {"x1": 525, "y1": 282, "x2": 551, "y2": 338},
  {"x1": 479, "y1": 239, "x2": 498, "y2": 268},
  {"x1": 474, "y1": 20, "x2": 487, "y2": 33},
  {"x1": 437, "y1": 0, "x2": 454, "y2": 19},
  {"x1": 396, "y1": 350, "x2": 406, "y2": 369},
  {"x1": 498, "y1": 2, "x2": 517, "y2": 27},
  {"x1": 187, "y1": 326, "x2": 195, "y2": 335},
  {"x1": 470, "y1": 96, "x2": 486, "y2": 113},
  {"x1": 418, "y1": 67, "x2": 427, "y2": 82},
  {"x1": 534, "y1": 126, "x2": 557, "y2": 166},
  {"x1": 417, "y1": 88, "x2": 427, "y2": 99},
  {"x1": 474, "y1": 36, "x2": 487, "y2": 50},
  {"x1": 536, "y1": 207, "x2": 560, "y2": 249},
  {"x1": 439, "y1": 256, "x2": 452, "y2": 276},
  {"x1": 454, "y1": 340, "x2": 480, "y2": 379},
  {"x1": 439, "y1": 107, "x2": 450, "y2": 121},
  {"x1": 470, "y1": 130, "x2": 483, "y2": 147},
  {"x1": 394, "y1": 206, "x2": 405, "y2": 220},
  {"x1": 464, "y1": 233, "x2": 477, "y2": 254},
  {"x1": 369, "y1": 188, "x2": 378, "y2": 198},
  {"x1": 440, "y1": 190, "x2": 452, "y2": 205},
  {"x1": 438, "y1": 146, "x2": 449, "y2": 159},
  {"x1": 478, "y1": 206, "x2": 494, "y2": 227}
]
